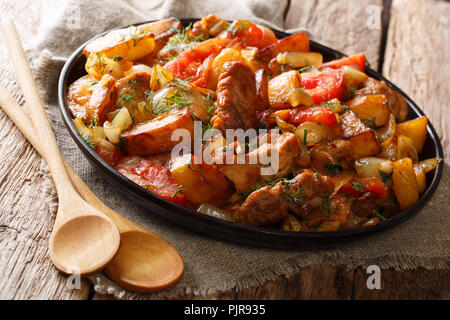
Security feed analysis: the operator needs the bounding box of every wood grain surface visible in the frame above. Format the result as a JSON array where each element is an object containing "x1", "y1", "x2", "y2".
[
  {"x1": 383, "y1": 0, "x2": 450, "y2": 158},
  {"x1": 0, "y1": 0, "x2": 449, "y2": 300}
]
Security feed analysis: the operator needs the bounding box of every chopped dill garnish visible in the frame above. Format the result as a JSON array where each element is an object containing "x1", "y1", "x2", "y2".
[
  {"x1": 351, "y1": 180, "x2": 369, "y2": 193},
  {"x1": 171, "y1": 185, "x2": 184, "y2": 198},
  {"x1": 298, "y1": 66, "x2": 312, "y2": 73},
  {"x1": 240, "y1": 177, "x2": 287, "y2": 199},
  {"x1": 117, "y1": 93, "x2": 135, "y2": 107},
  {"x1": 373, "y1": 210, "x2": 387, "y2": 221},
  {"x1": 83, "y1": 133, "x2": 97, "y2": 150}
]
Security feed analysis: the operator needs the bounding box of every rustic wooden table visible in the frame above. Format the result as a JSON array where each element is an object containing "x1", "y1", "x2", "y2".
[{"x1": 0, "y1": 0, "x2": 449, "y2": 299}]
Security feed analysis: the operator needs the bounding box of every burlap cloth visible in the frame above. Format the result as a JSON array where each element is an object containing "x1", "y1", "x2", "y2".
[{"x1": 0, "y1": 0, "x2": 448, "y2": 300}]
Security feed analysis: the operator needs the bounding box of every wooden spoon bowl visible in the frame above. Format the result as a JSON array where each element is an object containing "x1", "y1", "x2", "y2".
[
  {"x1": 50, "y1": 215, "x2": 120, "y2": 274},
  {"x1": 105, "y1": 230, "x2": 184, "y2": 293}
]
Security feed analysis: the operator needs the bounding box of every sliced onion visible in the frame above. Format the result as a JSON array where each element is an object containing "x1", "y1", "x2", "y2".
[
  {"x1": 379, "y1": 160, "x2": 393, "y2": 175},
  {"x1": 420, "y1": 158, "x2": 442, "y2": 173},
  {"x1": 343, "y1": 66, "x2": 368, "y2": 89},
  {"x1": 91, "y1": 126, "x2": 106, "y2": 144},
  {"x1": 376, "y1": 113, "x2": 396, "y2": 142},
  {"x1": 276, "y1": 52, "x2": 323, "y2": 68},
  {"x1": 276, "y1": 117, "x2": 296, "y2": 133},
  {"x1": 111, "y1": 107, "x2": 133, "y2": 130},
  {"x1": 97, "y1": 138, "x2": 115, "y2": 152},
  {"x1": 124, "y1": 64, "x2": 153, "y2": 77},
  {"x1": 152, "y1": 87, "x2": 176, "y2": 111},
  {"x1": 290, "y1": 87, "x2": 315, "y2": 107},
  {"x1": 197, "y1": 204, "x2": 233, "y2": 221},
  {"x1": 73, "y1": 117, "x2": 91, "y2": 140},
  {"x1": 414, "y1": 163, "x2": 426, "y2": 194},
  {"x1": 107, "y1": 109, "x2": 121, "y2": 122},
  {"x1": 150, "y1": 64, "x2": 174, "y2": 91},
  {"x1": 295, "y1": 121, "x2": 330, "y2": 146},
  {"x1": 203, "y1": 134, "x2": 226, "y2": 158},
  {"x1": 103, "y1": 121, "x2": 121, "y2": 144},
  {"x1": 354, "y1": 157, "x2": 388, "y2": 179}
]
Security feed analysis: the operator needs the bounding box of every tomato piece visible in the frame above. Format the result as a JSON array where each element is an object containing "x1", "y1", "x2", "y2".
[
  {"x1": 115, "y1": 155, "x2": 186, "y2": 205},
  {"x1": 321, "y1": 53, "x2": 366, "y2": 72},
  {"x1": 163, "y1": 37, "x2": 229, "y2": 80},
  {"x1": 219, "y1": 20, "x2": 274, "y2": 49},
  {"x1": 300, "y1": 68, "x2": 344, "y2": 105},
  {"x1": 339, "y1": 177, "x2": 387, "y2": 198},
  {"x1": 257, "y1": 25, "x2": 278, "y2": 48},
  {"x1": 191, "y1": 52, "x2": 217, "y2": 87},
  {"x1": 288, "y1": 106, "x2": 338, "y2": 127}
]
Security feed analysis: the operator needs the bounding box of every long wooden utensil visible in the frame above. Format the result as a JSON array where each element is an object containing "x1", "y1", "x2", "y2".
[
  {"x1": 0, "y1": 19, "x2": 121, "y2": 275},
  {"x1": 0, "y1": 84, "x2": 184, "y2": 292}
]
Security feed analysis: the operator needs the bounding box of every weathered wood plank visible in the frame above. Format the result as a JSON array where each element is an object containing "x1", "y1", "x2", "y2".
[
  {"x1": 383, "y1": 0, "x2": 450, "y2": 158},
  {"x1": 285, "y1": 0, "x2": 386, "y2": 70},
  {"x1": 0, "y1": 0, "x2": 91, "y2": 300},
  {"x1": 92, "y1": 266, "x2": 449, "y2": 300}
]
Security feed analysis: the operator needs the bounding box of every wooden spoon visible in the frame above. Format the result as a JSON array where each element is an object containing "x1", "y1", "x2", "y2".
[
  {"x1": 0, "y1": 84, "x2": 184, "y2": 292},
  {"x1": 0, "y1": 19, "x2": 121, "y2": 275}
]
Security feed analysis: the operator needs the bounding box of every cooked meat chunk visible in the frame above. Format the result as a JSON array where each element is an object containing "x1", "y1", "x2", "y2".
[
  {"x1": 254, "y1": 69, "x2": 269, "y2": 111},
  {"x1": 121, "y1": 108, "x2": 195, "y2": 156},
  {"x1": 211, "y1": 62, "x2": 258, "y2": 131},
  {"x1": 281, "y1": 169, "x2": 334, "y2": 217},
  {"x1": 352, "y1": 192, "x2": 378, "y2": 217},
  {"x1": 230, "y1": 184, "x2": 288, "y2": 226},
  {"x1": 310, "y1": 139, "x2": 353, "y2": 171},
  {"x1": 280, "y1": 214, "x2": 304, "y2": 232},
  {"x1": 219, "y1": 164, "x2": 261, "y2": 193},
  {"x1": 192, "y1": 14, "x2": 230, "y2": 39},
  {"x1": 114, "y1": 72, "x2": 152, "y2": 123},
  {"x1": 303, "y1": 194, "x2": 352, "y2": 231},
  {"x1": 228, "y1": 169, "x2": 334, "y2": 226},
  {"x1": 245, "y1": 132, "x2": 310, "y2": 178},
  {"x1": 271, "y1": 132, "x2": 310, "y2": 178},
  {"x1": 355, "y1": 77, "x2": 408, "y2": 121}
]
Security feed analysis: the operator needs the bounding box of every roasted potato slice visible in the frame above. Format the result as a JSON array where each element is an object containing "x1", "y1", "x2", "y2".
[
  {"x1": 84, "y1": 25, "x2": 156, "y2": 61},
  {"x1": 340, "y1": 110, "x2": 380, "y2": 160},
  {"x1": 392, "y1": 157, "x2": 419, "y2": 210},
  {"x1": 346, "y1": 94, "x2": 390, "y2": 128},
  {"x1": 121, "y1": 108, "x2": 195, "y2": 156},
  {"x1": 268, "y1": 71, "x2": 314, "y2": 108},
  {"x1": 395, "y1": 116, "x2": 427, "y2": 153},
  {"x1": 170, "y1": 155, "x2": 234, "y2": 206}
]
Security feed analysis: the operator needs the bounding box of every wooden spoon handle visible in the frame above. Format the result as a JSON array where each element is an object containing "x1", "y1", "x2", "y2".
[
  {"x1": 0, "y1": 19, "x2": 72, "y2": 195},
  {"x1": 0, "y1": 83, "x2": 138, "y2": 233}
]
